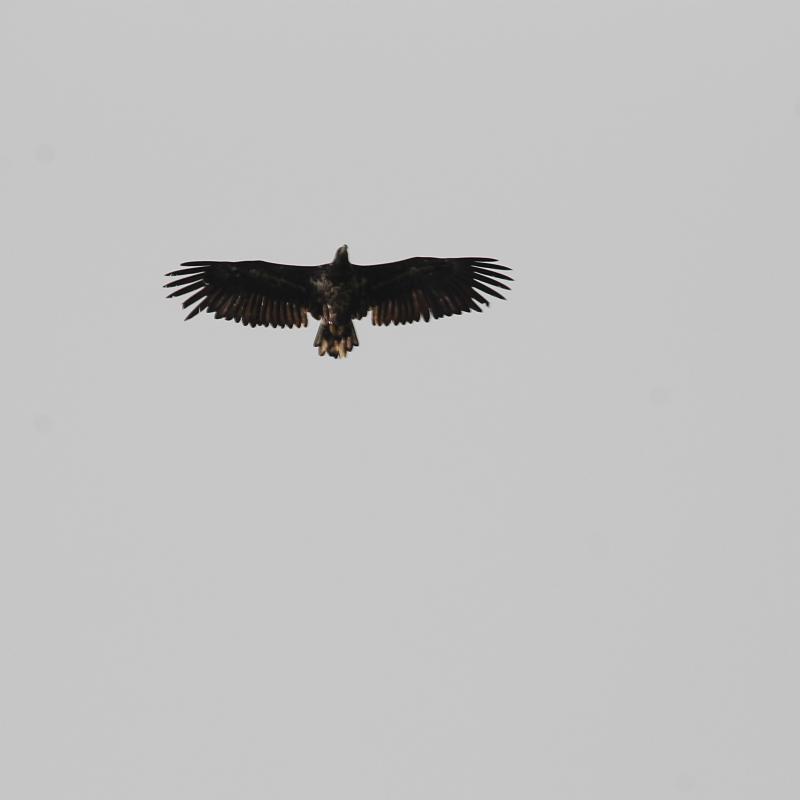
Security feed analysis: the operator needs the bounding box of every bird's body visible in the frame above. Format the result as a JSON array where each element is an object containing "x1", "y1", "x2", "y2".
[{"x1": 165, "y1": 245, "x2": 512, "y2": 358}]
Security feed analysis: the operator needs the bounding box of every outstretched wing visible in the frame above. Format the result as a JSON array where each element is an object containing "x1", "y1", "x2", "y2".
[
  {"x1": 352, "y1": 257, "x2": 512, "y2": 325},
  {"x1": 164, "y1": 260, "x2": 323, "y2": 328}
]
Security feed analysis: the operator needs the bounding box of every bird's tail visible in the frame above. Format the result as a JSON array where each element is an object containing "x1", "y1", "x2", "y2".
[{"x1": 314, "y1": 320, "x2": 359, "y2": 359}]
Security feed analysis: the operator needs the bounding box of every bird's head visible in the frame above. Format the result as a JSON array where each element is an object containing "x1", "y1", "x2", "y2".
[{"x1": 334, "y1": 244, "x2": 349, "y2": 264}]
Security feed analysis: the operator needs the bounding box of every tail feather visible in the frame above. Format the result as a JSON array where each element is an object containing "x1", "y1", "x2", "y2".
[{"x1": 314, "y1": 320, "x2": 359, "y2": 359}]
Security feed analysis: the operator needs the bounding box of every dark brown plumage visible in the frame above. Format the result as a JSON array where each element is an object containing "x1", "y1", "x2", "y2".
[{"x1": 165, "y1": 245, "x2": 512, "y2": 358}]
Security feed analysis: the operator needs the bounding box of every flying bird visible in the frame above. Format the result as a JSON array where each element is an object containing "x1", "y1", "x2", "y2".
[{"x1": 164, "y1": 245, "x2": 512, "y2": 358}]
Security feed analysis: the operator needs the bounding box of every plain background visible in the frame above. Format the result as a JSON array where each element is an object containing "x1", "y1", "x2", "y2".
[{"x1": 2, "y1": 1, "x2": 799, "y2": 797}]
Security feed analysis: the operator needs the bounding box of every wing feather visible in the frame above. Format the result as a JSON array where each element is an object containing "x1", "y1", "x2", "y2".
[
  {"x1": 353, "y1": 257, "x2": 512, "y2": 327},
  {"x1": 165, "y1": 260, "x2": 323, "y2": 328},
  {"x1": 471, "y1": 273, "x2": 512, "y2": 291}
]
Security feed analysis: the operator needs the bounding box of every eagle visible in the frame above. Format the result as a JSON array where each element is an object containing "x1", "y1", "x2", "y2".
[{"x1": 164, "y1": 245, "x2": 512, "y2": 358}]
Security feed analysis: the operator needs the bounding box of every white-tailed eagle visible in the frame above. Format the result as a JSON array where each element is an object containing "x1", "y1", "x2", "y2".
[{"x1": 165, "y1": 245, "x2": 512, "y2": 358}]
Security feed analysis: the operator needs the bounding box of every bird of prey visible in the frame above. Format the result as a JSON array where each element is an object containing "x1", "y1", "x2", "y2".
[{"x1": 164, "y1": 245, "x2": 512, "y2": 358}]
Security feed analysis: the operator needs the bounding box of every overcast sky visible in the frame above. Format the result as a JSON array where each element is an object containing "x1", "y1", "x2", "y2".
[{"x1": 2, "y1": 1, "x2": 799, "y2": 797}]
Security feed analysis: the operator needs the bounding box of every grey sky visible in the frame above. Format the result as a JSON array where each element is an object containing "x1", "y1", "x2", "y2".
[{"x1": 2, "y1": 0, "x2": 799, "y2": 797}]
